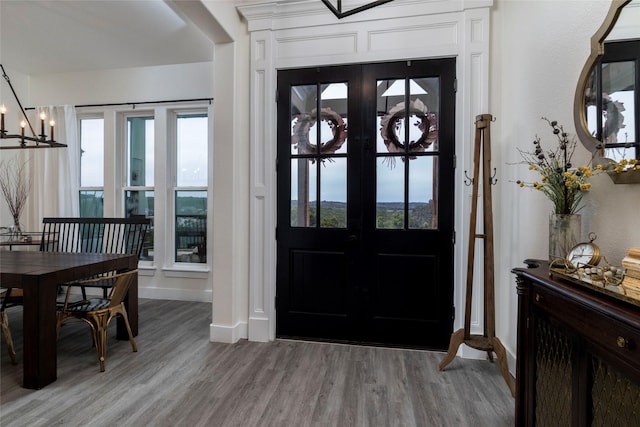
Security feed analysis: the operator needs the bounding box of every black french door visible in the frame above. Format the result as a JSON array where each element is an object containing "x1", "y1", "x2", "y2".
[{"x1": 276, "y1": 59, "x2": 456, "y2": 349}]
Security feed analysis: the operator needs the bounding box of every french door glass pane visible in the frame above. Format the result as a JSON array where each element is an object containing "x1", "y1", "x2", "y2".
[
  {"x1": 291, "y1": 84, "x2": 349, "y2": 156},
  {"x1": 125, "y1": 190, "x2": 154, "y2": 261},
  {"x1": 79, "y1": 190, "x2": 103, "y2": 218},
  {"x1": 320, "y1": 157, "x2": 347, "y2": 228},
  {"x1": 291, "y1": 158, "x2": 317, "y2": 227},
  {"x1": 127, "y1": 117, "x2": 154, "y2": 186},
  {"x1": 290, "y1": 82, "x2": 348, "y2": 228},
  {"x1": 177, "y1": 114, "x2": 208, "y2": 186},
  {"x1": 376, "y1": 78, "x2": 439, "y2": 154},
  {"x1": 377, "y1": 157, "x2": 404, "y2": 229},
  {"x1": 80, "y1": 118, "x2": 104, "y2": 187},
  {"x1": 291, "y1": 85, "x2": 317, "y2": 156},
  {"x1": 320, "y1": 83, "x2": 348, "y2": 155},
  {"x1": 375, "y1": 75, "x2": 440, "y2": 230},
  {"x1": 175, "y1": 190, "x2": 207, "y2": 264},
  {"x1": 408, "y1": 156, "x2": 437, "y2": 229}
]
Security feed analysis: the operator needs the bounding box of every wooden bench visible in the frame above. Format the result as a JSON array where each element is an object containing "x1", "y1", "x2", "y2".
[{"x1": 39, "y1": 217, "x2": 150, "y2": 298}]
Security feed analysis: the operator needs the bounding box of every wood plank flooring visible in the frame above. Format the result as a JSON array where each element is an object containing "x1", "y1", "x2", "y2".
[{"x1": 1, "y1": 299, "x2": 514, "y2": 426}]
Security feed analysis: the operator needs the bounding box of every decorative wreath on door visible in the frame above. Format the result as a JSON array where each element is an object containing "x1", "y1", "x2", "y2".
[
  {"x1": 380, "y1": 98, "x2": 438, "y2": 160},
  {"x1": 291, "y1": 107, "x2": 348, "y2": 160}
]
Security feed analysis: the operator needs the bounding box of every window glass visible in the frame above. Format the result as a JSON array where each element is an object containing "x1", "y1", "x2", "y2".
[
  {"x1": 125, "y1": 190, "x2": 154, "y2": 261},
  {"x1": 175, "y1": 191, "x2": 207, "y2": 263},
  {"x1": 177, "y1": 115, "x2": 208, "y2": 187},
  {"x1": 127, "y1": 117, "x2": 154, "y2": 187},
  {"x1": 80, "y1": 118, "x2": 104, "y2": 187},
  {"x1": 79, "y1": 190, "x2": 104, "y2": 218}
]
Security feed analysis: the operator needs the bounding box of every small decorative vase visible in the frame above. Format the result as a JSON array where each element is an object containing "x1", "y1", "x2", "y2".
[{"x1": 549, "y1": 213, "x2": 581, "y2": 264}]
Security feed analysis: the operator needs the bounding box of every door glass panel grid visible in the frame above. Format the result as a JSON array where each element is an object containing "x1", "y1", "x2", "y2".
[
  {"x1": 290, "y1": 82, "x2": 348, "y2": 229},
  {"x1": 376, "y1": 76, "x2": 440, "y2": 230}
]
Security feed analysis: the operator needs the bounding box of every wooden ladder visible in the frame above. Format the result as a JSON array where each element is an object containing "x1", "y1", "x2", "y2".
[{"x1": 438, "y1": 114, "x2": 515, "y2": 397}]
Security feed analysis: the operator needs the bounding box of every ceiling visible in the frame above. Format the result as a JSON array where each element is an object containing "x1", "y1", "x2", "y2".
[{"x1": 0, "y1": 0, "x2": 215, "y2": 76}]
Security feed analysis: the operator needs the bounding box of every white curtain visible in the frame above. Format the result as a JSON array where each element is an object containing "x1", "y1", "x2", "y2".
[{"x1": 24, "y1": 105, "x2": 79, "y2": 230}]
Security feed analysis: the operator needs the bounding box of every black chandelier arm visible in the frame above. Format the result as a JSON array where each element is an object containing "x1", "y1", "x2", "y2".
[
  {"x1": 321, "y1": 0, "x2": 394, "y2": 19},
  {"x1": 1, "y1": 64, "x2": 38, "y2": 138},
  {"x1": 0, "y1": 131, "x2": 65, "y2": 149}
]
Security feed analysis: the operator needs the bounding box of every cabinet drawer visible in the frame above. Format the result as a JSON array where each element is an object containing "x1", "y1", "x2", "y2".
[{"x1": 531, "y1": 285, "x2": 640, "y2": 371}]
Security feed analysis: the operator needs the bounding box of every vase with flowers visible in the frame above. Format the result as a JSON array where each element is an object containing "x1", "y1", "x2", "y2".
[
  {"x1": 0, "y1": 159, "x2": 32, "y2": 240},
  {"x1": 515, "y1": 118, "x2": 599, "y2": 263}
]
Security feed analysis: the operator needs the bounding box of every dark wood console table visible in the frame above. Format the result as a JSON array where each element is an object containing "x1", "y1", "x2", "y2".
[{"x1": 512, "y1": 260, "x2": 640, "y2": 426}]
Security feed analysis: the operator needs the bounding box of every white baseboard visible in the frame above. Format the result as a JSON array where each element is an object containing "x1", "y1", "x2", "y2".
[
  {"x1": 210, "y1": 321, "x2": 248, "y2": 343},
  {"x1": 138, "y1": 287, "x2": 212, "y2": 302},
  {"x1": 248, "y1": 316, "x2": 271, "y2": 342}
]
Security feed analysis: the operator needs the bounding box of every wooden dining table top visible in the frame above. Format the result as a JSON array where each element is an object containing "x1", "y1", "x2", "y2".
[{"x1": 0, "y1": 251, "x2": 133, "y2": 283}]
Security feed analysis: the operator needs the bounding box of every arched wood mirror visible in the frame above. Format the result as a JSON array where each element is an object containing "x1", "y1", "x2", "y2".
[{"x1": 574, "y1": 0, "x2": 640, "y2": 183}]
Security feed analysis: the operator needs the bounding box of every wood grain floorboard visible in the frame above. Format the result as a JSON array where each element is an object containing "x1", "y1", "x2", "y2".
[{"x1": 1, "y1": 299, "x2": 514, "y2": 426}]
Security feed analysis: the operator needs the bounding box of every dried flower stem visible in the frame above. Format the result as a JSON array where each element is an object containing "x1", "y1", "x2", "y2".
[
  {"x1": 515, "y1": 118, "x2": 598, "y2": 215},
  {"x1": 0, "y1": 159, "x2": 32, "y2": 227}
]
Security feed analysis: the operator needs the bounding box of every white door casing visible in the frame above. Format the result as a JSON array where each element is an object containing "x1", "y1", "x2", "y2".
[{"x1": 237, "y1": 0, "x2": 492, "y2": 353}]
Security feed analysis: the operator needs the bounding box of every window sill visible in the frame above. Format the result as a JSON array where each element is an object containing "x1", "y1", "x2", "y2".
[{"x1": 162, "y1": 264, "x2": 210, "y2": 279}]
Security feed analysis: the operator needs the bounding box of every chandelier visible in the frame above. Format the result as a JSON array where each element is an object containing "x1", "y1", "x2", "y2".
[
  {"x1": 321, "y1": 0, "x2": 394, "y2": 19},
  {"x1": 1, "y1": 64, "x2": 67, "y2": 150}
]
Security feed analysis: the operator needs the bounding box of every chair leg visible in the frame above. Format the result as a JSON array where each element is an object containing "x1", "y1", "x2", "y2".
[
  {"x1": 1, "y1": 311, "x2": 17, "y2": 365},
  {"x1": 89, "y1": 312, "x2": 110, "y2": 372}
]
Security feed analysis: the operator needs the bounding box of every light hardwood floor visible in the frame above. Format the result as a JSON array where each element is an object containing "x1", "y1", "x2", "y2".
[{"x1": 1, "y1": 299, "x2": 514, "y2": 426}]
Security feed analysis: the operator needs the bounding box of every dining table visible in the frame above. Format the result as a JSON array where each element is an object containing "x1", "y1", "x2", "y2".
[{"x1": 0, "y1": 251, "x2": 138, "y2": 389}]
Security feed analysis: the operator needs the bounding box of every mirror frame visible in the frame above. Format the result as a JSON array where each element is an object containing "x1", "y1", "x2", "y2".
[{"x1": 573, "y1": 0, "x2": 631, "y2": 159}]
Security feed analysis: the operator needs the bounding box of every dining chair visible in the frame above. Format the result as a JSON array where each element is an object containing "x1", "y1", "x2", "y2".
[
  {"x1": 40, "y1": 217, "x2": 150, "y2": 299},
  {"x1": 56, "y1": 270, "x2": 138, "y2": 372},
  {"x1": 1, "y1": 287, "x2": 22, "y2": 365}
]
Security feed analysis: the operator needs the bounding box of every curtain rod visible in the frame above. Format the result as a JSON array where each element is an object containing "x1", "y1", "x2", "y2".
[{"x1": 25, "y1": 98, "x2": 213, "y2": 110}]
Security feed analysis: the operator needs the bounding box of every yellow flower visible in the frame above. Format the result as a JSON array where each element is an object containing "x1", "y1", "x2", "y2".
[
  {"x1": 630, "y1": 159, "x2": 638, "y2": 165},
  {"x1": 595, "y1": 164, "x2": 604, "y2": 170},
  {"x1": 519, "y1": 182, "x2": 525, "y2": 187},
  {"x1": 615, "y1": 165, "x2": 624, "y2": 173},
  {"x1": 583, "y1": 169, "x2": 593, "y2": 177},
  {"x1": 565, "y1": 181, "x2": 572, "y2": 187},
  {"x1": 620, "y1": 159, "x2": 629, "y2": 166},
  {"x1": 580, "y1": 183, "x2": 591, "y2": 190}
]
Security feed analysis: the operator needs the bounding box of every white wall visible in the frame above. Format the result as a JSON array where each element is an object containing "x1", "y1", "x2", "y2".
[
  {"x1": 28, "y1": 62, "x2": 214, "y2": 106},
  {"x1": 492, "y1": 0, "x2": 640, "y2": 360}
]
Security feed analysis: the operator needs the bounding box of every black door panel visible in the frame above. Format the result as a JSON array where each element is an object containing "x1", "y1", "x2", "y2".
[{"x1": 277, "y1": 59, "x2": 455, "y2": 349}]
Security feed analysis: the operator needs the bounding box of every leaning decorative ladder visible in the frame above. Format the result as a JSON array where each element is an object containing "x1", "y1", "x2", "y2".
[{"x1": 438, "y1": 114, "x2": 515, "y2": 397}]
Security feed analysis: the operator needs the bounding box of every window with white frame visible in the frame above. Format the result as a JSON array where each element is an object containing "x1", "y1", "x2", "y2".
[
  {"x1": 124, "y1": 115, "x2": 155, "y2": 261},
  {"x1": 174, "y1": 113, "x2": 208, "y2": 264},
  {"x1": 77, "y1": 104, "x2": 210, "y2": 268}
]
